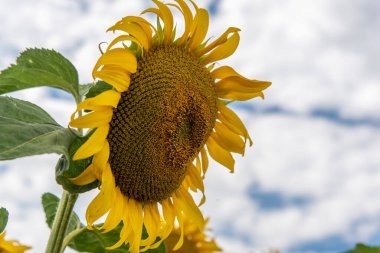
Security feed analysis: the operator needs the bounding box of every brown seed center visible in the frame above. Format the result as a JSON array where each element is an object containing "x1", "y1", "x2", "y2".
[{"x1": 107, "y1": 46, "x2": 217, "y2": 202}]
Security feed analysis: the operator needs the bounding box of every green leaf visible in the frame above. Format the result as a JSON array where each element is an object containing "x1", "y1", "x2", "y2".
[
  {"x1": 0, "y1": 96, "x2": 77, "y2": 160},
  {"x1": 85, "y1": 81, "x2": 113, "y2": 99},
  {"x1": 69, "y1": 225, "x2": 166, "y2": 253},
  {"x1": 0, "y1": 48, "x2": 80, "y2": 102},
  {"x1": 0, "y1": 207, "x2": 9, "y2": 233},
  {"x1": 79, "y1": 83, "x2": 94, "y2": 97},
  {"x1": 55, "y1": 133, "x2": 98, "y2": 193},
  {"x1": 41, "y1": 193, "x2": 80, "y2": 233},
  {"x1": 344, "y1": 243, "x2": 380, "y2": 253}
]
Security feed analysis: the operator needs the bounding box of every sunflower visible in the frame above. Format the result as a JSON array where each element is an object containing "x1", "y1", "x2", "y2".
[
  {"x1": 0, "y1": 232, "x2": 31, "y2": 253},
  {"x1": 165, "y1": 217, "x2": 222, "y2": 253},
  {"x1": 69, "y1": 0, "x2": 270, "y2": 252}
]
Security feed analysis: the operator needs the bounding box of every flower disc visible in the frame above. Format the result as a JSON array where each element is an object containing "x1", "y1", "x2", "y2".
[{"x1": 107, "y1": 45, "x2": 218, "y2": 202}]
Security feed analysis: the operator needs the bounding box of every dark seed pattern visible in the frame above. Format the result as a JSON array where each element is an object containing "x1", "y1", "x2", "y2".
[{"x1": 107, "y1": 46, "x2": 218, "y2": 202}]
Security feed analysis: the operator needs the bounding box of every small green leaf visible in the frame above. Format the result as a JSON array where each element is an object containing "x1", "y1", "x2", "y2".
[
  {"x1": 69, "y1": 225, "x2": 166, "y2": 253},
  {"x1": 79, "y1": 83, "x2": 94, "y2": 97},
  {"x1": 0, "y1": 48, "x2": 80, "y2": 102},
  {"x1": 344, "y1": 243, "x2": 380, "y2": 253},
  {"x1": 0, "y1": 207, "x2": 9, "y2": 233},
  {"x1": 0, "y1": 96, "x2": 77, "y2": 160},
  {"x1": 85, "y1": 81, "x2": 113, "y2": 99},
  {"x1": 55, "y1": 133, "x2": 98, "y2": 193},
  {"x1": 41, "y1": 193, "x2": 80, "y2": 234}
]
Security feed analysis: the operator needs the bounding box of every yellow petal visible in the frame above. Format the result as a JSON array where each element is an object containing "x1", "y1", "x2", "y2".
[
  {"x1": 219, "y1": 90, "x2": 265, "y2": 101},
  {"x1": 171, "y1": 199, "x2": 184, "y2": 251},
  {"x1": 70, "y1": 109, "x2": 113, "y2": 129},
  {"x1": 100, "y1": 187, "x2": 124, "y2": 233},
  {"x1": 107, "y1": 35, "x2": 143, "y2": 51},
  {"x1": 107, "y1": 22, "x2": 149, "y2": 50},
  {"x1": 187, "y1": 163, "x2": 205, "y2": 206},
  {"x1": 189, "y1": 0, "x2": 199, "y2": 11},
  {"x1": 140, "y1": 203, "x2": 160, "y2": 250},
  {"x1": 73, "y1": 125, "x2": 109, "y2": 160},
  {"x1": 143, "y1": 0, "x2": 173, "y2": 45},
  {"x1": 188, "y1": 8, "x2": 209, "y2": 50},
  {"x1": 121, "y1": 16, "x2": 156, "y2": 48},
  {"x1": 94, "y1": 69, "x2": 131, "y2": 92},
  {"x1": 70, "y1": 164, "x2": 97, "y2": 185},
  {"x1": 78, "y1": 90, "x2": 121, "y2": 110},
  {"x1": 93, "y1": 48, "x2": 137, "y2": 76},
  {"x1": 218, "y1": 104, "x2": 252, "y2": 146},
  {"x1": 174, "y1": 0, "x2": 193, "y2": 45},
  {"x1": 214, "y1": 121, "x2": 245, "y2": 155},
  {"x1": 175, "y1": 187, "x2": 205, "y2": 231},
  {"x1": 92, "y1": 141, "x2": 110, "y2": 178},
  {"x1": 206, "y1": 135, "x2": 235, "y2": 172},
  {"x1": 200, "y1": 147, "x2": 209, "y2": 177},
  {"x1": 187, "y1": 163, "x2": 204, "y2": 194},
  {"x1": 153, "y1": 0, "x2": 173, "y2": 45},
  {"x1": 70, "y1": 90, "x2": 121, "y2": 123},
  {"x1": 211, "y1": 65, "x2": 243, "y2": 80},
  {"x1": 198, "y1": 28, "x2": 240, "y2": 56},
  {"x1": 106, "y1": 198, "x2": 132, "y2": 250},
  {"x1": 216, "y1": 76, "x2": 271, "y2": 93},
  {"x1": 126, "y1": 199, "x2": 143, "y2": 253},
  {"x1": 86, "y1": 163, "x2": 115, "y2": 226},
  {"x1": 202, "y1": 32, "x2": 240, "y2": 65}
]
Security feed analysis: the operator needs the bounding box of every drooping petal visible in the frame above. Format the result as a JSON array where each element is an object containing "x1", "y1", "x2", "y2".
[
  {"x1": 92, "y1": 141, "x2": 110, "y2": 178},
  {"x1": 73, "y1": 125, "x2": 109, "y2": 160},
  {"x1": 70, "y1": 164, "x2": 97, "y2": 185},
  {"x1": 127, "y1": 199, "x2": 143, "y2": 253},
  {"x1": 106, "y1": 196, "x2": 132, "y2": 250},
  {"x1": 86, "y1": 163, "x2": 115, "y2": 226},
  {"x1": 100, "y1": 187, "x2": 124, "y2": 233},
  {"x1": 217, "y1": 103, "x2": 253, "y2": 146},
  {"x1": 200, "y1": 147, "x2": 209, "y2": 177},
  {"x1": 174, "y1": 187, "x2": 205, "y2": 231},
  {"x1": 206, "y1": 135, "x2": 235, "y2": 172},
  {"x1": 213, "y1": 121, "x2": 245, "y2": 155},
  {"x1": 202, "y1": 32, "x2": 240, "y2": 65},
  {"x1": 140, "y1": 203, "x2": 161, "y2": 250}
]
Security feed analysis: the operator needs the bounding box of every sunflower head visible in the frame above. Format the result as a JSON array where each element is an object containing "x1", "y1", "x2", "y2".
[
  {"x1": 69, "y1": 0, "x2": 270, "y2": 252},
  {"x1": 165, "y1": 217, "x2": 222, "y2": 253}
]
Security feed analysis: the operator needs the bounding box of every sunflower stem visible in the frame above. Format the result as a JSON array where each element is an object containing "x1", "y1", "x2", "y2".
[
  {"x1": 60, "y1": 226, "x2": 86, "y2": 253},
  {"x1": 45, "y1": 191, "x2": 78, "y2": 253}
]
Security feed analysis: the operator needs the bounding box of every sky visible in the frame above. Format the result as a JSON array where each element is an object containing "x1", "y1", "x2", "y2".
[{"x1": 1, "y1": 0, "x2": 380, "y2": 252}]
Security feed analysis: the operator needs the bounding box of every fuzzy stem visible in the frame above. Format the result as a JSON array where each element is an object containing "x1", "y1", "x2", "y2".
[
  {"x1": 45, "y1": 191, "x2": 78, "y2": 253},
  {"x1": 60, "y1": 226, "x2": 86, "y2": 253}
]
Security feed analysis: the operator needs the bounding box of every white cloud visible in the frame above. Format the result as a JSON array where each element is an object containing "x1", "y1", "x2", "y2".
[{"x1": 1, "y1": 0, "x2": 380, "y2": 252}]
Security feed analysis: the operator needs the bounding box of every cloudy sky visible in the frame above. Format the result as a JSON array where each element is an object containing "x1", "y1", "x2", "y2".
[{"x1": 1, "y1": 0, "x2": 380, "y2": 252}]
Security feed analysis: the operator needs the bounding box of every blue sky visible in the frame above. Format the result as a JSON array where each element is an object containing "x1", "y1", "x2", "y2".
[{"x1": 1, "y1": 0, "x2": 380, "y2": 252}]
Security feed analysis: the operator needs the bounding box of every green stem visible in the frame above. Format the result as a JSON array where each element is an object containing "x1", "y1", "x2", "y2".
[
  {"x1": 60, "y1": 227, "x2": 86, "y2": 253},
  {"x1": 45, "y1": 191, "x2": 78, "y2": 253}
]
